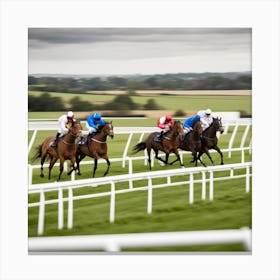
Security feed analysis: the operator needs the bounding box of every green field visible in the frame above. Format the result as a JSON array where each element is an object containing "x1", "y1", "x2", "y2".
[
  {"x1": 28, "y1": 120, "x2": 252, "y2": 252},
  {"x1": 28, "y1": 90, "x2": 252, "y2": 115}
]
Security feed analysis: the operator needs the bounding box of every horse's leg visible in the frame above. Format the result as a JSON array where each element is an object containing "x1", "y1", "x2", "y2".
[
  {"x1": 204, "y1": 148, "x2": 214, "y2": 165},
  {"x1": 103, "y1": 156, "x2": 111, "y2": 176},
  {"x1": 93, "y1": 158, "x2": 98, "y2": 177},
  {"x1": 76, "y1": 153, "x2": 86, "y2": 175},
  {"x1": 213, "y1": 145, "x2": 224, "y2": 165},
  {"x1": 169, "y1": 149, "x2": 184, "y2": 166},
  {"x1": 48, "y1": 156, "x2": 58, "y2": 180},
  {"x1": 57, "y1": 158, "x2": 64, "y2": 181},
  {"x1": 154, "y1": 148, "x2": 167, "y2": 164},
  {"x1": 40, "y1": 154, "x2": 47, "y2": 178},
  {"x1": 197, "y1": 151, "x2": 207, "y2": 167}
]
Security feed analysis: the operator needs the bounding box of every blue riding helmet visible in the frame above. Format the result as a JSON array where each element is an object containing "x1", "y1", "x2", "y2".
[
  {"x1": 93, "y1": 113, "x2": 101, "y2": 120},
  {"x1": 194, "y1": 115, "x2": 201, "y2": 121}
]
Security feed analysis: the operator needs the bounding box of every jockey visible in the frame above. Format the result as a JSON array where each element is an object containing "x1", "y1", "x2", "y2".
[
  {"x1": 51, "y1": 111, "x2": 75, "y2": 147},
  {"x1": 157, "y1": 114, "x2": 175, "y2": 141},
  {"x1": 197, "y1": 108, "x2": 213, "y2": 130},
  {"x1": 86, "y1": 112, "x2": 105, "y2": 136},
  {"x1": 183, "y1": 114, "x2": 201, "y2": 134}
]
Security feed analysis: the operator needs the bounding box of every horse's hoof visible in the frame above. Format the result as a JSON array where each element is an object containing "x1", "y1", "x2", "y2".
[
  {"x1": 221, "y1": 162, "x2": 224, "y2": 165},
  {"x1": 40, "y1": 174, "x2": 44, "y2": 178},
  {"x1": 77, "y1": 172, "x2": 81, "y2": 176}
]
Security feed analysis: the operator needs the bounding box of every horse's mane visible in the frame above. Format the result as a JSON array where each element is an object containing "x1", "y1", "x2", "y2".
[{"x1": 203, "y1": 117, "x2": 219, "y2": 133}]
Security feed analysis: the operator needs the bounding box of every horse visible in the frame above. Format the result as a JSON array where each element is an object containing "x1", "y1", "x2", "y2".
[
  {"x1": 179, "y1": 120, "x2": 206, "y2": 167},
  {"x1": 197, "y1": 117, "x2": 225, "y2": 165},
  {"x1": 133, "y1": 120, "x2": 185, "y2": 170},
  {"x1": 68, "y1": 122, "x2": 114, "y2": 177},
  {"x1": 32, "y1": 120, "x2": 83, "y2": 181}
]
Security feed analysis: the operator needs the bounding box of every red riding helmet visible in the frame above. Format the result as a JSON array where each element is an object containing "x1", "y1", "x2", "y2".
[{"x1": 166, "y1": 115, "x2": 172, "y2": 121}]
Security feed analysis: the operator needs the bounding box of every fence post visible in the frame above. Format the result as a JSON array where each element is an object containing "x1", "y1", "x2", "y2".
[
  {"x1": 240, "y1": 124, "x2": 251, "y2": 149},
  {"x1": 67, "y1": 187, "x2": 73, "y2": 229},
  {"x1": 28, "y1": 129, "x2": 38, "y2": 154},
  {"x1": 110, "y1": 182, "x2": 115, "y2": 223},
  {"x1": 122, "y1": 133, "x2": 133, "y2": 168},
  {"x1": 228, "y1": 123, "x2": 239, "y2": 158},
  {"x1": 246, "y1": 166, "x2": 250, "y2": 193},
  {"x1": 58, "y1": 188, "x2": 64, "y2": 230},
  {"x1": 128, "y1": 157, "x2": 133, "y2": 189},
  {"x1": 209, "y1": 171, "x2": 214, "y2": 201},
  {"x1": 201, "y1": 171, "x2": 206, "y2": 200},
  {"x1": 38, "y1": 190, "x2": 45, "y2": 235},
  {"x1": 147, "y1": 177, "x2": 153, "y2": 214},
  {"x1": 189, "y1": 173, "x2": 194, "y2": 204},
  {"x1": 63, "y1": 162, "x2": 68, "y2": 172},
  {"x1": 28, "y1": 164, "x2": 33, "y2": 185}
]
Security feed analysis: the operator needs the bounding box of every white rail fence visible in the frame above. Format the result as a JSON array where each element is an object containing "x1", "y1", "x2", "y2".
[
  {"x1": 29, "y1": 227, "x2": 252, "y2": 252},
  {"x1": 28, "y1": 162, "x2": 252, "y2": 235}
]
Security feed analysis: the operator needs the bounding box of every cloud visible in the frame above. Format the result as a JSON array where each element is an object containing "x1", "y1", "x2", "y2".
[{"x1": 28, "y1": 28, "x2": 251, "y2": 74}]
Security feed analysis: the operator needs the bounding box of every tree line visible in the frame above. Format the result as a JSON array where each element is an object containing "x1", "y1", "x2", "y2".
[
  {"x1": 28, "y1": 74, "x2": 251, "y2": 93},
  {"x1": 28, "y1": 92, "x2": 161, "y2": 112}
]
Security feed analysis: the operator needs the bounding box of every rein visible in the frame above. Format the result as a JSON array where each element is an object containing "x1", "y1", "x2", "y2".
[
  {"x1": 202, "y1": 135, "x2": 216, "y2": 141},
  {"x1": 62, "y1": 139, "x2": 76, "y2": 146},
  {"x1": 91, "y1": 138, "x2": 106, "y2": 144}
]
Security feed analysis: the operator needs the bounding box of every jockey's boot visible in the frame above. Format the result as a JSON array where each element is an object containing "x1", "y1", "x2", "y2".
[
  {"x1": 158, "y1": 131, "x2": 164, "y2": 141},
  {"x1": 51, "y1": 132, "x2": 60, "y2": 147},
  {"x1": 86, "y1": 133, "x2": 93, "y2": 145}
]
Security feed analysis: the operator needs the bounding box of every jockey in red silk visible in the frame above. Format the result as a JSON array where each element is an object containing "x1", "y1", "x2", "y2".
[{"x1": 157, "y1": 114, "x2": 175, "y2": 141}]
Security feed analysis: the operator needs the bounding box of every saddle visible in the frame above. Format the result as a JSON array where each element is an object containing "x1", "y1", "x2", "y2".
[
  {"x1": 183, "y1": 131, "x2": 192, "y2": 141},
  {"x1": 153, "y1": 132, "x2": 162, "y2": 142}
]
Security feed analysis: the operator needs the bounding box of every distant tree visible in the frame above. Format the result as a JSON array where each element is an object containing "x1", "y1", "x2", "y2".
[
  {"x1": 69, "y1": 96, "x2": 94, "y2": 111},
  {"x1": 143, "y1": 99, "x2": 161, "y2": 110},
  {"x1": 106, "y1": 95, "x2": 139, "y2": 110}
]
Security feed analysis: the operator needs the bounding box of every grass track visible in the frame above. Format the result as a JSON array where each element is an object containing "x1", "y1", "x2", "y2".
[{"x1": 28, "y1": 117, "x2": 252, "y2": 252}]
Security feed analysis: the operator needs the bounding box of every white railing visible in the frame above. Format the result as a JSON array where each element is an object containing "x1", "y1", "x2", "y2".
[
  {"x1": 28, "y1": 227, "x2": 252, "y2": 252},
  {"x1": 28, "y1": 162, "x2": 252, "y2": 235}
]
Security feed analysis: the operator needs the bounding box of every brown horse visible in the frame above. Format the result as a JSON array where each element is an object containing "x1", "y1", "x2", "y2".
[
  {"x1": 133, "y1": 120, "x2": 185, "y2": 170},
  {"x1": 197, "y1": 117, "x2": 225, "y2": 165},
  {"x1": 68, "y1": 122, "x2": 114, "y2": 177},
  {"x1": 179, "y1": 120, "x2": 206, "y2": 167},
  {"x1": 32, "y1": 121, "x2": 83, "y2": 181}
]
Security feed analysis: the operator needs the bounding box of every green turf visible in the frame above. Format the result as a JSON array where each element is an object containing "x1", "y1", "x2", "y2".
[{"x1": 28, "y1": 120, "x2": 252, "y2": 252}]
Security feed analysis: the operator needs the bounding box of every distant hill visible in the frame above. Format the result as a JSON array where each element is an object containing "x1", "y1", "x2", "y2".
[{"x1": 30, "y1": 71, "x2": 251, "y2": 80}]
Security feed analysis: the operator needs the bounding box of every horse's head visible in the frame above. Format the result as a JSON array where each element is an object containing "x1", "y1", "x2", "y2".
[
  {"x1": 193, "y1": 120, "x2": 203, "y2": 135},
  {"x1": 102, "y1": 122, "x2": 114, "y2": 139},
  {"x1": 70, "y1": 120, "x2": 83, "y2": 137},
  {"x1": 212, "y1": 117, "x2": 224, "y2": 134},
  {"x1": 172, "y1": 120, "x2": 185, "y2": 140}
]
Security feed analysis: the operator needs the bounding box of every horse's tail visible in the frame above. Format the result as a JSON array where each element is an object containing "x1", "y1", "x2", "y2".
[
  {"x1": 31, "y1": 144, "x2": 42, "y2": 162},
  {"x1": 132, "y1": 141, "x2": 147, "y2": 154}
]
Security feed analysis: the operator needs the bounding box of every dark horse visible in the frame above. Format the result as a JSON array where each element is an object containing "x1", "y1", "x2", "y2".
[
  {"x1": 179, "y1": 120, "x2": 206, "y2": 167},
  {"x1": 133, "y1": 120, "x2": 185, "y2": 170},
  {"x1": 197, "y1": 117, "x2": 225, "y2": 165},
  {"x1": 68, "y1": 122, "x2": 114, "y2": 177},
  {"x1": 32, "y1": 121, "x2": 83, "y2": 181}
]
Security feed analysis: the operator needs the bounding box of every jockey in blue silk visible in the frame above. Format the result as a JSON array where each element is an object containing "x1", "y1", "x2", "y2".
[
  {"x1": 183, "y1": 114, "x2": 201, "y2": 134},
  {"x1": 86, "y1": 113, "x2": 106, "y2": 135}
]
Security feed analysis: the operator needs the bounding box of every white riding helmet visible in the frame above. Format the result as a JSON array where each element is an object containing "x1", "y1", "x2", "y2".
[
  {"x1": 205, "y1": 108, "x2": 212, "y2": 115},
  {"x1": 67, "y1": 111, "x2": 74, "y2": 118}
]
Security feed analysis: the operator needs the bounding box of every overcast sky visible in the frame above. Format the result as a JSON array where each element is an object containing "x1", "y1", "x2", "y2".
[{"x1": 28, "y1": 28, "x2": 251, "y2": 75}]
